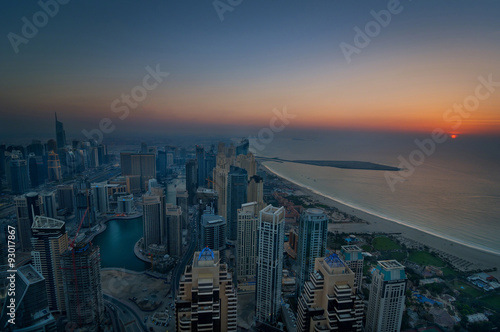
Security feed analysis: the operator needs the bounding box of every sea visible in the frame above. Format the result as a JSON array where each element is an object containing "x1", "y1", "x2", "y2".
[{"x1": 252, "y1": 130, "x2": 500, "y2": 255}]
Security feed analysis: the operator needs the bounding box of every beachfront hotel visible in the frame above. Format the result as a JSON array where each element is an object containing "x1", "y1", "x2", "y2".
[
  {"x1": 175, "y1": 248, "x2": 238, "y2": 331},
  {"x1": 255, "y1": 204, "x2": 286, "y2": 325},
  {"x1": 296, "y1": 253, "x2": 363, "y2": 331},
  {"x1": 365, "y1": 260, "x2": 407, "y2": 332}
]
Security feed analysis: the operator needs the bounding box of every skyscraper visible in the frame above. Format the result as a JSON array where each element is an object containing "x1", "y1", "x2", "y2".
[
  {"x1": 0, "y1": 265, "x2": 57, "y2": 331},
  {"x1": 255, "y1": 205, "x2": 285, "y2": 325},
  {"x1": 200, "y1": 213, "x2": 226, "y2": 262},
  {"x1": 297, "y1": 208, "x2": 328, "y2": 295},
  {"x1": 41, "y1": 190, "x2": 57, "y2": 219},
  {"x1": 55, "y1": 112, "x2": 67, "y2": 150},
  {"x1": 120, "y1": 152, "x2": 156, "y2": 191},
  {"x1": 166, "y1": 203, "x2": 183, "y2": 257},
  {"x1": 116, "y1": 194, "x2": 134, "y2": 214},
  {"x1": 235, "y1": 152, "x2": 256, "y2": 178},
  {"x1": 205, "y1": 151, "x2": 216, "y2": 184},
  {"x1": 235, "y1": 138, "x2": 249, "y2": 156},
  {"x1": 75, "y1": 189, "x2": 96, "y2": 228},
  {"x1": 175, "y1": 248, "x2": 237, "y2": 332},
  {"x1": 365, "y1": 260, "x2": 407, "y2": 332},
  {"x1": 213, "y1": 165, "x2": 228, "y2": 219},
  {"x1": 10, "y1": 155, "x2": 29, "y2": 194},
  {"x1": 28, "y1": 153, "x2": 44, "y2": 188},
  {"x1": 91, "y1": 181, "x2": 109, "y2": 214},
  {"x1": 236, "y1": 202, "x2": 259, "y2": 282},
  {"x1": 185, "y1": 159, "x2": 198, "y2": 205},
  {"x1": 340, "y1": 245, "x2": 364, "y2": 293},
  {"x1": 47, "y1": 151, "x2": 62, "y2": 182},
  {"x1": 142, "y1": 194, "x2": 162, "y2": 249},
  {"x1": 57, "y1": 184, "x2": 75, "y2": 211},
  {"x1": 60, "y1": 242, "x2": 104, "y2": 331},
  {"x1": 226, "y1": 166, "x2": 248, "y2": 242},
  {"x1": 176, "y1": 189, "x2": 189, "y2": 229},
  {"x1": 31, "y1": 216, "x2": 68, "y2": 312},
  {"x1": 157, "y1": 150, "x2": 167, "y2": 177},
  {"x1": 247, "y1": 175, "x2": 265, "y2": 210},
  {"x1": 28, "y1": 139, "x2": 45, "y2": 156},
  {"x1": 196, "y1": 145, "x2": 206, "y2": 188},
  {"x1": 15, "y1": 192, "x2": 43, "y2": 251},
  {"x1": 296, "y1": 254, "x2": 363, "y2": 331}
]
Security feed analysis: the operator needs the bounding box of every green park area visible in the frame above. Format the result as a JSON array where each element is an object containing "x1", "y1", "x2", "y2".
[
  {"x1": 482, "y1": 294, "x2": 500, "y2": 311},
  {"x1": 372, "y1": 236, "x2": 401, "y2": 251},
  {"x1": 441, "y1": 266, "x2": 459, "y2": 278},
  {"x1": 453, "y1": 280, "x2": 483, "y2": 298},
  {"x1": 408, "y1": 251, "x2": 444, "y2": 267}
]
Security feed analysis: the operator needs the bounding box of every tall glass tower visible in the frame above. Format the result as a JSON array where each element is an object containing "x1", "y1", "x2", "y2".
[{"x1": 297, "y1": 208, "x2": 328, "y2": 295}]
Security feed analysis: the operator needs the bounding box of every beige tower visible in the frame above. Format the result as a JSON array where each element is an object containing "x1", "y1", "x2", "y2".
[
  {"x1": 297, "y1": 254, "x2": 363, "y2": 331},
  {"x1": 175, "y1": 248, "x2": 237, "y2": 331},
  {"x1": 236, "y1": 152, "x2": 256, "y2": 178},
  {"x1": 247, "y1": 175, "x2": 265, "y2": 210},
  {"x1": 236, "y1": 202, "x2": 259, "y2": 285}
]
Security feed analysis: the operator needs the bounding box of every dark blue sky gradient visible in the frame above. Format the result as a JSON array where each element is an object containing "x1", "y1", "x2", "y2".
[{"x1": 1, "y1": 0, "x2": 499, "y2": 141}]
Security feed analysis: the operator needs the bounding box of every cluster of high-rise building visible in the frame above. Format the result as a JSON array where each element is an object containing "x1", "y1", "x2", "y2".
[
  {"x1": 173, "y1": 138, "x2": 408, "y2": 331},
  {"x1": 0, "y1": 215, "x2": 104, "y2": 331},
  {"x1": 0, "y1": 114, "x2": 110, "y2": 196},
  {"x1": 0, "y1": 131, "x2": 410, "y2": 332}
]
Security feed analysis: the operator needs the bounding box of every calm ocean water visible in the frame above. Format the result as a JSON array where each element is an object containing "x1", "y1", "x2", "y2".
[{"x1": 253, "y1": 131, "x2": 500, "y2": 255}]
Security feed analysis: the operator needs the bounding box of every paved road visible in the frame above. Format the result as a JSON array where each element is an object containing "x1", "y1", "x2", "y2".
[
  {"x1": 104, "y1": 300, "x2": 123, "y2": 332},
  {"x1": 103, "y1": 293, "x2": 148, "y2": 332}
]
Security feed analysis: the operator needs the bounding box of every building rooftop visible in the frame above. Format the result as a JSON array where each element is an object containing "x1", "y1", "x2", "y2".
[
  {"x1": 324, "y1": 254, "x2": 345, "y2": 268},
  {"x1": 379, "y1": 260, "x2": 405, "y2": 270},
  {"x1": 201, "y1": 214, "x2": 225, "y2": 225},
  {"x1": 341, "y1": 245, "x2": 362, "y2": 251},
  {"x1": 18, "y1": 264, "x2": 44, "y2": 284},
  {"x1": 305, "y1": 208, "x2": 325, "y2": 215},
  {"x1": 32, "y1": 215, "x2": 65, "y2": 230},
  {"x1": 198, "y1": 247, "x2": 215, "y2": 261}
]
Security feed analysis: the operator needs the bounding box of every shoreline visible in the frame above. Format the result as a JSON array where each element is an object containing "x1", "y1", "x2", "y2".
[{"x1": 261, "y1": 162, "x2": 500, "y2": 278}]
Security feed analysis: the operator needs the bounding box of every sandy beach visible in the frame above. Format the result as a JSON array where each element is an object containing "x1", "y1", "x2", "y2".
[{"x1": 261, "y1": 162, "x2": 500, "y2": 279}]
